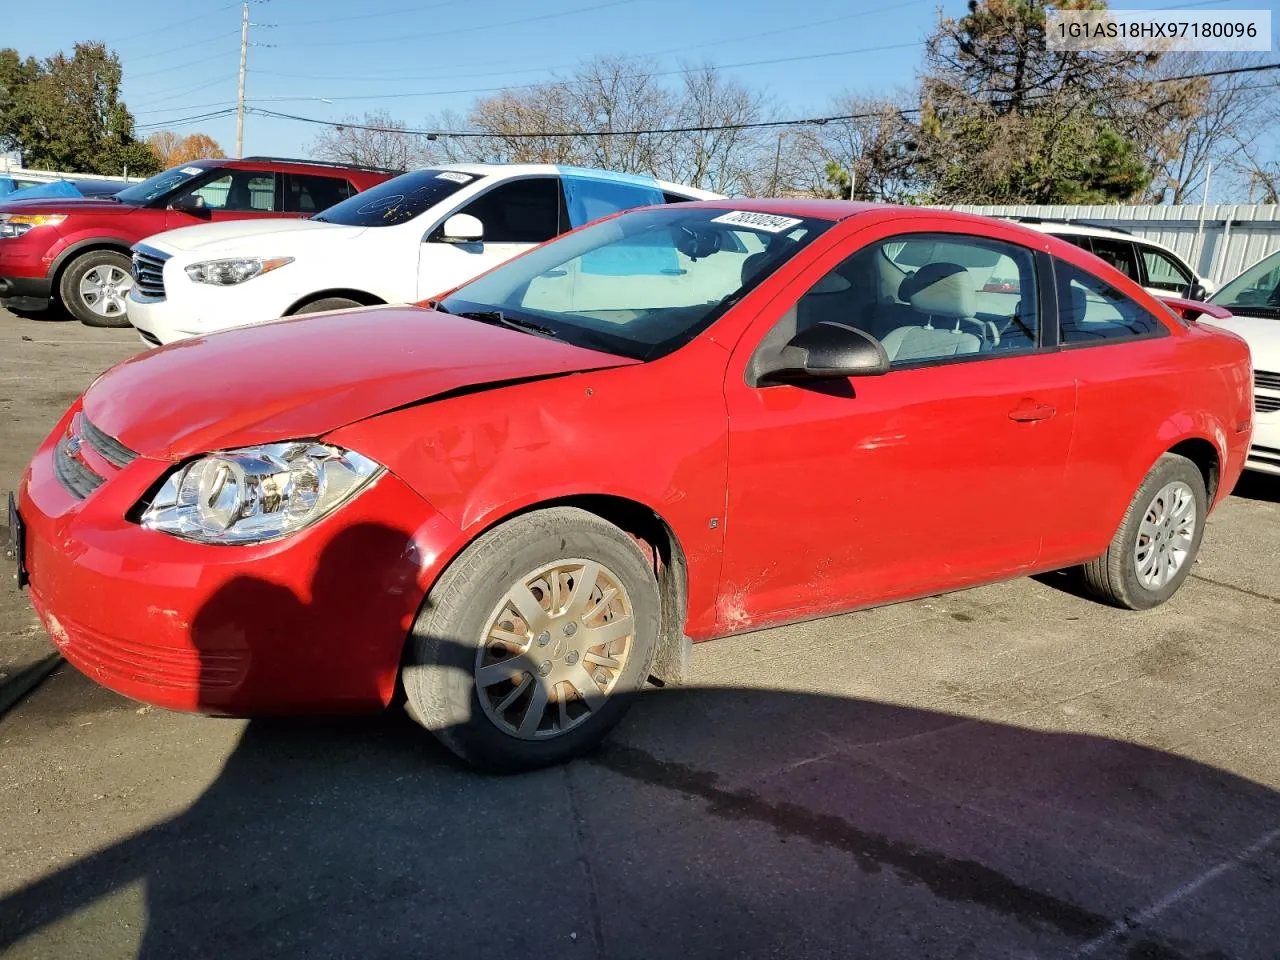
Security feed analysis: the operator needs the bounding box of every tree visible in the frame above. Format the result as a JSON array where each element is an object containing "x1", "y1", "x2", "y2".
[
  {"x1": 0, "y1": 42, "x2": 157, "y2": 175},
  {"x1": 309, "y1": 110, "x2": 429, "y2": 171},
  {"x1": 433, "y1": 57, "x2": 777, "y2": 196},
  {"x1": 913, "y1": 0, "x2": 1198, "y2": 203},
  {"x1": 786, "y1": 93, "x2": 919, "y2": 201},
  {"x1": 147, "y1": 131, "x2": 225, "y2": 167},
  {"x1": 1147, "y1": 53, "x2": 1279, "y2": 203}
]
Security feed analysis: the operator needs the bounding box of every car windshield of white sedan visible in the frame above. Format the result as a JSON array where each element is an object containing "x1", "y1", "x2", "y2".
[
  {"x1": 1213, "y1": 252, "x2": 1280, "y2": 316},
  {"x1": 439, "y1": 207, "x2": 832, "y2": 360},
  {"x1": 312, "y1": 169, "x2": 475, "y2": 226}
]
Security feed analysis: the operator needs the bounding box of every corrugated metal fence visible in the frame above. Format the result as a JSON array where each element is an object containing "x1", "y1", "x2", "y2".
[{"x1": 942, "y1": 204, "x2": 1280, "y2": 285}]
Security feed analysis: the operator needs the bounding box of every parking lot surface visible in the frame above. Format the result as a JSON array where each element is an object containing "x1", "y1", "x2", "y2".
[{"x1": 1, "y1": 307, "x2": 1278, "y2": 960}]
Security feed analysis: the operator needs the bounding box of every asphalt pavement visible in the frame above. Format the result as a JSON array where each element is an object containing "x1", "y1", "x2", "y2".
[{"x1": 1, "y1": 307, "x2": 1277, "y2": 960}]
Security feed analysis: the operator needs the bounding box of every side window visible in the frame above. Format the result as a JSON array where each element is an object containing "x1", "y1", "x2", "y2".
[
  {"x1": 454, "y1": 177, "x2": 560, "y2": 243},
  {"x1": 1087, "y1": 237, "x2": 1140, "y2": 282},
  {"x1": 1141, "y1": 246, "x2": 1193, "y2": 293},
  {"x1": 784, "y1": 233, "x2": 1039, "y2": 367},
  {"x1": 1052, "y1": 233, "x2": 1094, "y2": 252},
  {"x1": 283, "y1": 174, "x2": 354, "y2": 214},
  {"x1": 1054, "y1": 259, "x2": 1164, "y2": 344},
  {"x1": 662, "y1": 191, "x2": 693, "y2": 204},
  {"x1": 183, "y1": 171, "x2": 278, "y2": 212}
]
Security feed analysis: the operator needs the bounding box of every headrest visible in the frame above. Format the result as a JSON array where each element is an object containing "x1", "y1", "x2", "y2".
[
  {"x1": 741, "y1": 252, "x2": 770, "y2": 287},
  {"x1": 899, "y1": 262, "x2": 975, "y2": 319},
  {"x1": 1069, "y1": 284, "x2": 1088, "y2": 322}
]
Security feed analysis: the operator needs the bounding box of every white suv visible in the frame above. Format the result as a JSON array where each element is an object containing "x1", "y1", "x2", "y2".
[
  {"x1": 1010, "y1": 218, "x2": 1213, "y2": 301},
  {"x1": 127, "y1": 164, "x2": 719, "y2": 346}
]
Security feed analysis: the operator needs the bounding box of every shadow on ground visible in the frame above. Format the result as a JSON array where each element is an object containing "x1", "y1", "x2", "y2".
[{"x1": 3, "y1": 523, "x2": 1278, "y2": 960}]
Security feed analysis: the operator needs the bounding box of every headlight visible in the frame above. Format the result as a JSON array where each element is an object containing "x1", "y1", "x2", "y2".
[
  {"x1": 0, "y1": 214, "x2": 67, "y2": 239},
  {"x1": 140, "y1": 442, "x2": 382, "y2": 544},
  {"x1": 185, "y1": 256, "x2": 294, "y2": 285}
]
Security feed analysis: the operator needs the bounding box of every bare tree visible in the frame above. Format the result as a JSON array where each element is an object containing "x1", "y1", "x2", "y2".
[
  {"x1": 309, "y1": 110, "x2": 430, "y2": 171},
  {"x1": 657, "y1": 64, "x2": 772, "y2": 195},
  {"x1": 1146, "y1": 53, "x2": 1278, "y2": 203},
  {"x1": 784, "y1": 93, "x2": 919, "y2": 201}
]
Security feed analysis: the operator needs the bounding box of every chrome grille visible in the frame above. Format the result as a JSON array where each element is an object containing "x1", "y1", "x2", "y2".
[
  {"x1": 1255, "y1": 394, "x2": 1280, "y2": 414},
  {"x1": 54, "y1": 435, "x2": 105, "y2": 499},
  {"x1": 81, "y1": 416, "x2": 138, "y2": 469},
  {"x1": 131, "y1": 245, "x2": 169, "y2": 301},
  {"x1": 52, "y1": 415, "x2": 137, "y2": 500},
  {"x1": 1255, "y1": 370, "x2": 1280, "y2": 391}
]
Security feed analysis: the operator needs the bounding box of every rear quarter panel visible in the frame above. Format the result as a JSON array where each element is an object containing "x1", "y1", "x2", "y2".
[{"x1": 1041, "y1": 310, "x2": 1251, "y2": 567}]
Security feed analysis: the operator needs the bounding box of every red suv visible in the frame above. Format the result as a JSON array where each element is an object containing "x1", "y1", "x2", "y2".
[{"x1": 0, "y1": 157, "x2": 395, "y2": 327}]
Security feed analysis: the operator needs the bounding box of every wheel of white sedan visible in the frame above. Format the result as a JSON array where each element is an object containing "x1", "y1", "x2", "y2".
[
  {"x1": 1080, "y1": 453, "x2": 1207, "y2": 610},
  {"x1": 402, "y1": 507, "x2": 660, "y2": 772}
]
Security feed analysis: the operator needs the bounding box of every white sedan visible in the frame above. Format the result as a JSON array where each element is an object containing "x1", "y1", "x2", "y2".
[
  {"x1": 1201, "y1": 249, "x2": 1280, "y2": 474},
  {"x1": 126, "y1": 164, "x2": 718, "y2": 346}
]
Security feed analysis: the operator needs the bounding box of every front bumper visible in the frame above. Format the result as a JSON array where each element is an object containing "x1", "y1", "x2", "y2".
[
  {"x1": 1246, "y1": 413, "x2": 1280, "y2": 476},
  {"x1": 126, "y1": 259, "x2": 296, "y2": 345},
  {"x1": 0, "y1": 275, "x2": 53, "y2": 311},
  {"x1": 17, "y1": 407, "x2": 457, "y2": 714}
]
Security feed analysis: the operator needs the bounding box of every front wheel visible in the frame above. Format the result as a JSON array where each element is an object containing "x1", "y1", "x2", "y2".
[
  {"x1": 1079, "y1": 453, "x2": 1207, "y2": 610},
  {"x1": 59, "y1": 250, "x2": 134, "y2": 327},
  {"x1": 402, "y1": 507, "x2": 660, "y2": 772},
  {"x1": 292, "y1": 296, "x2": 362, "y2": 315}
]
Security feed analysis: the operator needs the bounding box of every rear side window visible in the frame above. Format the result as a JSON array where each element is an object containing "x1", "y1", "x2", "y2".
[
  {"x1": 283, "y1": 174, "x2": 354, "y2": 214},
  {"x1": 1054, "y1": 260, "x2": 1163, "y2": 344},
  {"x1": 1087, "y1": 237, "x2": 1140, "y2": 282}
]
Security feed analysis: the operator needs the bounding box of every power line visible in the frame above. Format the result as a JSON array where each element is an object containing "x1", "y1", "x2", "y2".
[
  {"x1": 255, "y1": 0, "x2": 933, "y2": 82},
  {"x1": 124, "y1": 32, "x2": 241, "y2": 64},
  {"x1": 135, "y1": 107, "x2": 239, "y2": 132},
  {"x1": 286, "y1": 0, "x2": 458, "y2": 27},
  {"x1": 285, "y1": 0, "x2": 641, "y2": 48},
  {"x1": 103, "y1": 1, "x2": 242, "y2": 45},
  {"x1": 126, "y1": 48, "x2": 241, "y2": 80},
  {"x1": 237, "y1": 59, "x2": 1280, "y2": 141}
]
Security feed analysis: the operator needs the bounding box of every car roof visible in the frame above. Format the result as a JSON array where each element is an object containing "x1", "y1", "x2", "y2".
[
  {"x1": 1014, "y1": 219, "x2": 1181, "y2": 253},
  {"x1": 396, "y1": 163, "x2": 722, "y2": 199}
]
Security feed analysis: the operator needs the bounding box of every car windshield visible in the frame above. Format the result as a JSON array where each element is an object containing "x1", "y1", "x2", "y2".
[
  {"x1": 114, "y1": 164, "x2": 211, "y2": 205},
  {"x1": 1213, "y1": 251, "x2": 1280, "y2": 316},
  {"x1": 440, "y1": 206, "x2": 832, "y2": 361},
  {"x1": 313, "y1": 169, "x2": 476, "y2": 226}
]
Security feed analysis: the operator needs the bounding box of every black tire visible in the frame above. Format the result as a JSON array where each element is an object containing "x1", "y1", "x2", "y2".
[
  {"x1": 1079, "y1": 453, "x2": 1207, "y2": 610},
  {"x1": 58, "y1": 250, "x2": 133, "y2": 327},
  {"x1": 292, "y1": 296, "x2": 363, "y2": 315},
  {"x1": 402, "y1": 507, "x2": 660, "y2": 773}
]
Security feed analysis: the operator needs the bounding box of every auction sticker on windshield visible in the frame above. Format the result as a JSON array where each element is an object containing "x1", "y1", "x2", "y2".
[
  {"x1": 180, "y1": 167, "x2": 204, "y2": 176},
  {"x1": 436, "y1": 171, "x2": 473, "y2": 184},
  {"x1": 711, "y1": 211, "x2": 804, "y2": 233}
]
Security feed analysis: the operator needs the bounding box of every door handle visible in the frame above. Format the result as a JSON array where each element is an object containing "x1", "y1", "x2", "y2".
[{"x1": 1008, "y1": 400, "x2": 1056, "y2": 422}]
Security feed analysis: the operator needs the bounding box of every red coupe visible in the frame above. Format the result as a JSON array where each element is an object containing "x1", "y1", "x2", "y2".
[{"x1": 11, "y1": 200, "x2": 1253, "y2": 771}]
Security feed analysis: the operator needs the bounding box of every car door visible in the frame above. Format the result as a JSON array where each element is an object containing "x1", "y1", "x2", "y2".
[
  {"x1": 164, "y1": 169, "x2": 291, "y2": 230},
  {"x1": 416, "y1": 176, "x2": 562, "y2": 298},
  {"x1": 718, "y1": 224, "x2": 1077, "y2": 629}
]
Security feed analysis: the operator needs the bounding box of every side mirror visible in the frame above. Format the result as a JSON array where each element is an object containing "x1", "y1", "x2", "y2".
[
  {"x1": 169, "y1": 193, "x2": 209, "y2": 217},
  {"x1": 1186, "y1": 281, "x2": 1208, "y2": 301},
  {"x1": 439, "y1": 213, "x2": 483, "y2": 243},
  {"x1": 759, "y1": 322, "x2": 890, "y2": 384}
]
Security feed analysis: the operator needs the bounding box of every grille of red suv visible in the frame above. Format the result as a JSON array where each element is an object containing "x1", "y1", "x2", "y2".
[{"x1": 54, "y1": 414, "x2": 138, "y2": 500}]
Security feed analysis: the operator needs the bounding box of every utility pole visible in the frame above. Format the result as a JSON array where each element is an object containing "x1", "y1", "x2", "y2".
[{"x1": 235, "y1": 0, "x2": 249, "y2": 158}]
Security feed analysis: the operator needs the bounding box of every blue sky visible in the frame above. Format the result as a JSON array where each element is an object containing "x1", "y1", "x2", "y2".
[{"x1": 7, "y1": 0, "x2": 1280, "y2": 163}]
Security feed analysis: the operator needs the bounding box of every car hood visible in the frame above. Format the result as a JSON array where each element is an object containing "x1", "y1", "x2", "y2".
[
  {"x1": 1199, "y1": 310, "x2": 1280, "y2": 359},
  {"x1": 0, "y1": 197, "x2": 135, "y2": 215},
  {"x1": 146, "y1": 217, "x2": 363, "y2": 255},
  {"x1": 82, "y1": 305, "x2": 638, "y2": 459}
]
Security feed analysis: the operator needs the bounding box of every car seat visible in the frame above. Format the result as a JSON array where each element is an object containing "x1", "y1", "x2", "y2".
[{"x1": 880, "y1": 262, "x2": 984, "y2": 362}]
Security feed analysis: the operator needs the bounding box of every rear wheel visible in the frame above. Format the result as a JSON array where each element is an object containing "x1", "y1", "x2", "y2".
[
  {"x1": 402, "y1": 507, "x2": 660, "y2": 773},
  {"x1": 292, "y1": 296, "x2": 362, "y2": 315},
  {"x1": 59, "y1": 250, "x2": 133, "y2": 327},
  {"x1": 1080, "y1": 453, "x2": 1206, "y2": 610}
]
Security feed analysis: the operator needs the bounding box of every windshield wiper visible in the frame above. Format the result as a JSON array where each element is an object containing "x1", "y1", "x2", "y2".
[{"x1": 456, "y1": 309, "x2": 559, "y2": 339}]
